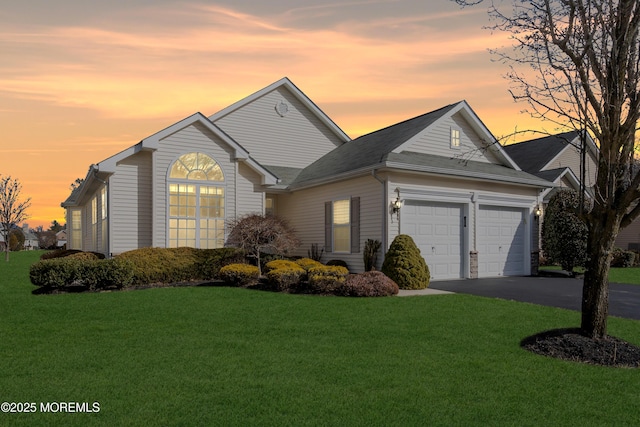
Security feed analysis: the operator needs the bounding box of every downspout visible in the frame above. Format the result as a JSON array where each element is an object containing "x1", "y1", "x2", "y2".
[{"x1": 371, "y1": 170, "x2": 388, "y2": 263}]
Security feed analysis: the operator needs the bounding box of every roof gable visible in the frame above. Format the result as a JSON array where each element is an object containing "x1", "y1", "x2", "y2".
[
  {"x1": 210, "y1": 77, "x2": 350, "y2": 143},
  {"x1": 504, "y1": 131, "x2": 599, "y2": 174},
  {"x1": 390, "y1": 101, "x2": 519, "y2": 169},
  {"x1": 291, "y1": 102, "x2": 551, "y2": 189}
]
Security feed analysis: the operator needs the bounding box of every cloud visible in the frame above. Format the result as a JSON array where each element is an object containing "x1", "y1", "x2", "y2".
[{"x1": 0, "y1": 2, "x2": 510, "y2": 121}]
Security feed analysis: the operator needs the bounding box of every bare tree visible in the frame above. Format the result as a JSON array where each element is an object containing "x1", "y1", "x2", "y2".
[
  {"x1": 0, "y1": 176, "x2": 31, "y2": 261},
  {"x1": 455, "y1": 0, "x2": 640, "y2": 339},
  {"x1": 226, "y1": 214, "x2": 300, "y2": 275}
]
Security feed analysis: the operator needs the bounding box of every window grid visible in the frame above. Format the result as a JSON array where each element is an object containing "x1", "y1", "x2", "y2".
[
  {"x1": 168, "y1": 153, "x2": 225, "y2": 249},
  {"x1": 451, "y1": 128, "x2": 461, "y2": 148}
]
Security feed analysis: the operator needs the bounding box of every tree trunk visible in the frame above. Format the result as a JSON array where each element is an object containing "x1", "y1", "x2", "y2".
[{"x1": 581, "y1": 211, "x2": 620, "y2": 339}]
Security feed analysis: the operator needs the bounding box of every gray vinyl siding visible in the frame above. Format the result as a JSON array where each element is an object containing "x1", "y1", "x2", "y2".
[
  {"x1": 406, "y1": 113, "x2": 500, "y2": 164},
  {"x1": 110, "y1": 151, "x2": 152, "y2": 254},
  {"x1": 277, "y1": 175, "x2": 384, "y2": 272},
  {"x1": 214, "y1": 87, "x2": 344, "y2": 168},
  {"x1": 615, "y1": 219, "x2": 640, "y2": 250},
  {"x1": 152, "y1": 122, "x2": 240, "y2": 247},
  {"x1": 235, "y1": 162, "x2": 264, "y2": 217},
  {"x1": 545, "y1": 148, "x2": 598, "y2": 188}
]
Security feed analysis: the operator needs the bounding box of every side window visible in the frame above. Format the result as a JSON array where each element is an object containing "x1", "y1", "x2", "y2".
[
  {"x1": 450, "y1": 127, "x2": 461, "y2": 149},
  {"x1": 324, "y1": 197, "x2": 360, "y2": 253}
]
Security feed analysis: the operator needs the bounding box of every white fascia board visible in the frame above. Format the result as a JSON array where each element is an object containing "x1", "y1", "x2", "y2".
[
  {"x1": 209, "y1": 77, "x2": 351, "y2": 143},
  {"x1": 140, "y1": 112, "x2": 250, "y2": 159}
]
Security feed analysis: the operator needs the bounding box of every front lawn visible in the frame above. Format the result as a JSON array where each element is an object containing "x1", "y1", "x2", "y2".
[
  {"x1": 2, "y1": 251, "x2": 640, "y2": 426},
  {"x1": 540, "y1": 265, "x2": 640, "y2": 285}
]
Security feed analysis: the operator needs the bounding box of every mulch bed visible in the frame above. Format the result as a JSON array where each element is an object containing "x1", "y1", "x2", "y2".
[{"x1": 521, "y1": 328, "x2": 640, "y2": 368}]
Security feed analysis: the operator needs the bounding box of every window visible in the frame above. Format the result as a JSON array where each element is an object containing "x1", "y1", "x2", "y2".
[
  {"x1": 265, "y1": 196, "x2": 275, "y2": 216},
  {"x1": 325, "y1": 197, "x2": 360, "y2": 253},
  {"x1": 333, "y1": 199, "x2": 350, "y2": 252},
  {"x1": 450, "y1": 128, "x2": 461, "y2": 148},
  {"x1": 168, "y1": 153, "x2": 225, "y2": 249},
  {"x1": 91, "y1": 196, "x2": 98, "y2": 251},
  {"x1": 100, "y1": 186, "x2": 107, "y2": 252},
  {"x1": 71, "y1": 210, "x2": 82, "y2": 249}
]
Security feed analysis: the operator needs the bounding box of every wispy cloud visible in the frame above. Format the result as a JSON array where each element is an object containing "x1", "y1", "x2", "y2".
[{"x1": 0, "y1": 2, "x2": 508, "y2": 120}]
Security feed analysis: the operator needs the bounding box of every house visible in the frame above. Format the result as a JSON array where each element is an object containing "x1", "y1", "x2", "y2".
[
  {"x1": 56, "y1": 229, "x2": 67, "y2": 248},
  {"x1": 21, "y1": 224, "x2": 39, "y2": 250},
  {"x1": 503, "y1": 131, "x2": 598, "y2": 208},
  {"x1": 62, "y1": 77, "x2": 553, "y2": 279},
  {"x1": 0, "y1": 224, "x2": 39, "y2": 250}
]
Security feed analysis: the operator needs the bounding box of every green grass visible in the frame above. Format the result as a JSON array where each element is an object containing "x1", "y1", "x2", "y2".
[
  {"x1": 540, "y1": 265, "x2": 640, "y2": 284},
  {"x1": 2, "y1": 251, "x2": 640, "y2": 426}
]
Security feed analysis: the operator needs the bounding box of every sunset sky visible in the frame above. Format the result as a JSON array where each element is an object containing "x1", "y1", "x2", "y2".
[{"x1": 1, "y1": 0, "x2": 547, "y2": 229}]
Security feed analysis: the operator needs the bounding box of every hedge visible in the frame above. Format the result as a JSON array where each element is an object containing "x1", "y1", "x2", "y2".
[{"x1": 30, "y1": 257, "x2": 134, "y2": 290}]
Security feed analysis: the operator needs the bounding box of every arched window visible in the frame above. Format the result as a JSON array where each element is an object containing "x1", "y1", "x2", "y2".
[{"x1": 168, "y1": 153, "x2": 225, "y2": 249}]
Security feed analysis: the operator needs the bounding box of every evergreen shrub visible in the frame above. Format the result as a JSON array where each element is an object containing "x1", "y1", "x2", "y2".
[{"x1": 381, "y1": 234, "x2": 430, "y2": 290}]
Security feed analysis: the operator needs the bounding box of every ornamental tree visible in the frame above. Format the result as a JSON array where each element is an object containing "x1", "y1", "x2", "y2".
[
  {"x1": 455, "y1": 0, "x2": 640, "y2": 339},
  {"x1": 0, "y1": 176, "x2": 31, "y2": 262}
]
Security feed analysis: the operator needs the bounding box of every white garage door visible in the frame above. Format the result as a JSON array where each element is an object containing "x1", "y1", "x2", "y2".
[
  {"x1": 477, "y1": 205, "x2": 526, "y2": 277},
  {"x1": 402, "y1": 201, "x2": 464, "y2": 280}
]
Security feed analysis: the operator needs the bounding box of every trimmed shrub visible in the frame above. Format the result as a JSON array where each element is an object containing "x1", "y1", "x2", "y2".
[
  {"x1": 30, "y1": 257, "x2": 134, "y2": 290},
  {"x1": 336, "y1": 271, "x2": 399, "y2": 297},
  {"x1": 40, "y1": 249, "x2": 105, "y2": 260},
  {"x1": 67, "y1": 252, "x2": 100, "y2": 261},
  {"x1": 308, "y1": 265, "x2": 349, "y2": 294},
  {"x1": 219, "y1": 263, "x2": 260, "y2": 287},
  {"x1": 116, "y1": 247, "x2": 208, "y2": 285},
  {"x1": 266, "y1": 267, "x2": 305, "y2": 291},
  {"x1": 196, "y1": 247, "x2": 245, "y2": 279},
  {"x1": 40, "y1": 249, "x2": 84, "y2": 260},
  {"x1": 381, "y1": 234, "x2": 430, "y2": 290},
  {"x1": 326, "y1": 259, "x2": 349, "y2": 270},
  {"x1": 264, "y1": 259, "x2": 302, "y2": 273},
  {"x1": 295, "y1": 257, "x2": 324, "y2": 272},
  {"x1": 30, "y1": 258, "x2": 83, "y2": 289},
  {"x1": 611, "y1": 247, "x2": 636, "y2": 268}
]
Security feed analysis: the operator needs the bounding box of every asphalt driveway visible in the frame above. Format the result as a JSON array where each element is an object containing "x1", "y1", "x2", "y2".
[{"x1": 429, "y1": 276, "x2": 640, "y2": 321}]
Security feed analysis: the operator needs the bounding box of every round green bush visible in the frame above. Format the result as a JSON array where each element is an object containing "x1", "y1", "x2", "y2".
[{"x1": 381, "y1": 234, "x2": 430, "y2": 290}]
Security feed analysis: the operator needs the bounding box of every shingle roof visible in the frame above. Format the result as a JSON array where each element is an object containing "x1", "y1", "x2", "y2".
[
  {"x1": 503, "y1": 131, "x2": 579, "y2": 173},
  {"x1": 291, "y1": 103, "x2": 458, "y2": 185}
]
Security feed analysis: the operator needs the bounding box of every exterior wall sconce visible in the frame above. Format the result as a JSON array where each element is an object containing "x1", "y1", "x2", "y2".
[
  {"x1": 390, "y1": 193, "x2": 404, "y2": 222},
  {"x1": 535, "y1": 205, "x2": 543, "y2": 217}
]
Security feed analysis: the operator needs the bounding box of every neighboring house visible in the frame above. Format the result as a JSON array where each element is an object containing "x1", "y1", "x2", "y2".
[
  {"x1": 503, "y1": 131, "x2": 599, "y2": 255},
  {"x1": 503, "y1": 131, "x2": 598, "y2": 207},
  {"x1": 56, "y1": 229, "x2": 67, "y2": 248},
  {"x1": 0, "y1": 224, "x2": 39, "y2": 250},
  {"x1": 21, "y1": 224, "x2": 39, "y2": 250},
  {"x1": 62, "y1": 77, "x2": 553, "y2": 279}
]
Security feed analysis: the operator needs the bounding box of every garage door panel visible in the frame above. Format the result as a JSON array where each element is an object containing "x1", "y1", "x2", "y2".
[
  {"x1": 402, "y1": 200, "x2": 465, "y2": 280},
  {"x1": 478, "y1": 205, "x2": 525, "y2": 277}
]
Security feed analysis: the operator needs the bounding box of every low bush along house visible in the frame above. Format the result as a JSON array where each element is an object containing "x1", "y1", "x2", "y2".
[{"x1": 62, "y1": 77, "x2": 553, "y2": 280}]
